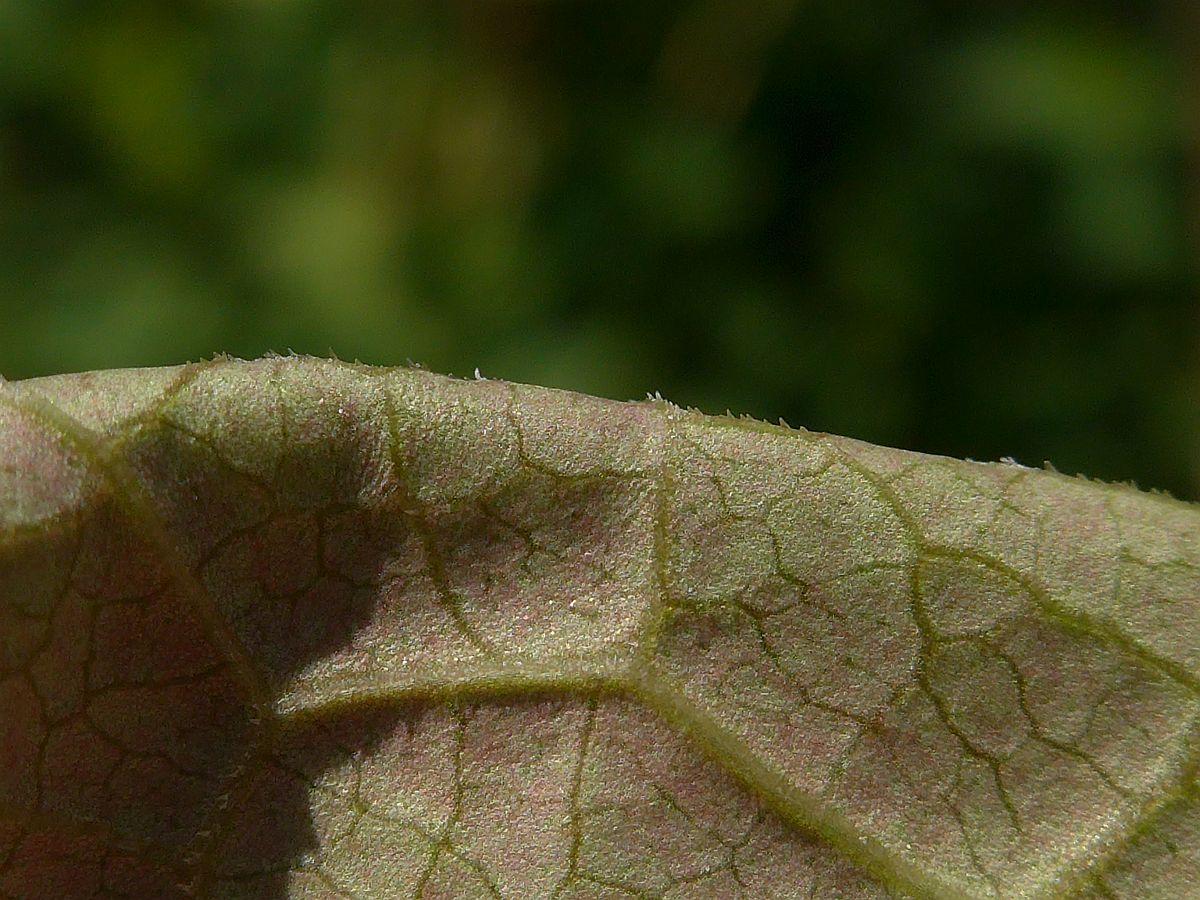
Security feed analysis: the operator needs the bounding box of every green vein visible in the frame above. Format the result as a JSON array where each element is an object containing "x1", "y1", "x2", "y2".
[
  {"x1": 625, "y1": 670, "x2": 962, "y2": 900},
  {"x1": 0, "y1": 389, "x2": 274, "y2": 717}
]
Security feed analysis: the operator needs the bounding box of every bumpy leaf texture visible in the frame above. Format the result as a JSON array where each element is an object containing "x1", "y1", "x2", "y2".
[{"x1": 1, "y1": 358, "x2": 1198, "y2": 900}]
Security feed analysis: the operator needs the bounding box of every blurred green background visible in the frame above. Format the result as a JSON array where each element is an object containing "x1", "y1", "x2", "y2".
[{"x1": 1, "y1": 2, "x2": 1197, "y2": 497}]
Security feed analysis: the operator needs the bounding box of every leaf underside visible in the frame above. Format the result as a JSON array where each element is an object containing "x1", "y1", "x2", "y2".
[{"x1": 1, "y1": 357, "x2": 1198, "y2": 899}]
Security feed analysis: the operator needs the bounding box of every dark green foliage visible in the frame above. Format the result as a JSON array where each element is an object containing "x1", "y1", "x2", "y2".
[{"x1": 0, "y1": 1, "x2": 1195, "y2": 496}]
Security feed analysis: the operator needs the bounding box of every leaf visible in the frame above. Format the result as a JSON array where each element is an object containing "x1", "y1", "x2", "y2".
[{"x1": 1, "y1": 357, "x2": 1197, "y2": 899}]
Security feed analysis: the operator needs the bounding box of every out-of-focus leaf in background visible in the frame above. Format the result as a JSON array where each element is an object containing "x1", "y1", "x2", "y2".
[{"x1": 0, "y1": 1, "x2": 1196, "y2": 497}]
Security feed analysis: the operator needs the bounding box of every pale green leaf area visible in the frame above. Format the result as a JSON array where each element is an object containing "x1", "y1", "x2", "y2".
[{"x1": 1, "y1": 357, "x2": 1198, "y2": 899}]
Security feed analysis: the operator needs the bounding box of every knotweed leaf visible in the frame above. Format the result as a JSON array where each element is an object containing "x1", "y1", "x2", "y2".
[{"x1": 1, "y1": 358, "x2": 1197, "y2": 898}]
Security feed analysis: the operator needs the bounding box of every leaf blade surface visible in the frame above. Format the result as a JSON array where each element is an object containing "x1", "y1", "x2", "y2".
[{"x1": 2, "y1": 358, "x2": 1197, "y2": 898}]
